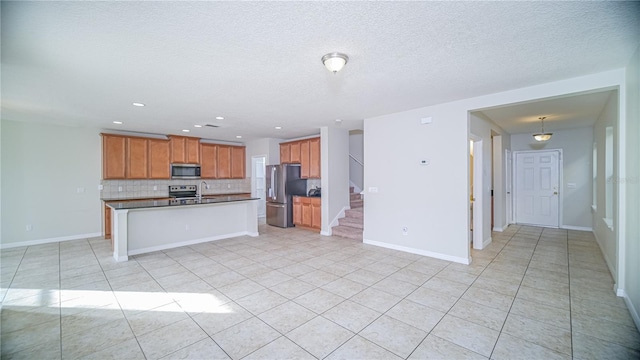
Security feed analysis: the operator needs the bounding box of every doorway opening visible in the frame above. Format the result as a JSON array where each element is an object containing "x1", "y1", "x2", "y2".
[
  {"x1": 470, "y1": 134, "x2": 483, "y2": 249},
  {"x1": 251, "y1": 155, "x2": 267, "y2": 219}
]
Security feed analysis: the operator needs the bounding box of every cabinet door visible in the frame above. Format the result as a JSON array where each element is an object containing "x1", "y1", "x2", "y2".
[
  {"x1": 290, "y1": 141, "x2": 301, "y2": 163},
  {"x1": 104, "y1": 204, "x2": 111, "y2": 239},
  {"x1": 169, "y1": 136, "x2": 187, "y2": 163},
  {"x1": 309, "y1": 137, "x2": 321, "y2": 178},
  {"x1": 311, "y1": 198, "x2": 321, "y2": 230},
  {"x1": 300, "y1": 140, "x2": 310, "y2": 178},
  {"x1": 230, "y1": 146, "x2": 246, "y2": 179},
  {"x1": 186, "y1": 137, "x2": 200, "y2": 164},
  {"x1": 126, "y1": 137, "x2": 149, "y2": 179},
  {"x1": 301, "y1": 198, "x2": 312, "y2": 227},
  {"x1": 200, "y1": 143, "x2": 218, "y2": 178},
  {"x1": 293, "y1": 197, "x2": 303, "y2": 225},
  {"x1": 102, "y1": 135, "x2": 126, "y2": 179},
  {"x1": 217, "y1": 145, "x2": 232, "y2": 178},
  {"x1": 280, "y1": 143, "x2": 290, "y2": 164},
  {"x1": 148, "y1": 139, "x2": 170, "y2": 179}
]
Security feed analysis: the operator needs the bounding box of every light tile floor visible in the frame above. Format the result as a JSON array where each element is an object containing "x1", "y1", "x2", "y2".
[{"x1": 1, "y1": 224, "x2": 639, "y2": 359}]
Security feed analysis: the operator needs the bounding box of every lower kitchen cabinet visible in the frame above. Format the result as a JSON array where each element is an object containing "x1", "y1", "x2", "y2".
[
  {"x1": 293, "y1": 196, "x2": 321, "y2": 231},
  {"x1": 104, "y1": 204, "x2": 112, "y2": 239}
]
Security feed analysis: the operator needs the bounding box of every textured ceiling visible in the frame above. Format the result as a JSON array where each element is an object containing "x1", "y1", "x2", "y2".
[{"x1": 1, "y1": 1, "x2": 638, "y2": 142}]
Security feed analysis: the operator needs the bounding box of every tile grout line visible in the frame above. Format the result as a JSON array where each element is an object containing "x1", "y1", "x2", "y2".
[{"x1": 566, "y1": 230, "x2": 573, "y2": 359}]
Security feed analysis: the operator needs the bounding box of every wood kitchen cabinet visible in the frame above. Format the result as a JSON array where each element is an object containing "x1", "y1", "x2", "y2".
[
  {"x1": 169, "y1": 135, "x2": 200, "y2": 164},
  {"x1": 309, "y1": 137, "x2": 321, "y2": 178},
  {"x1": 293, "y1": 196, "x2": 321, "y2": 231},
  {"x1": 200, "y1": 143, "x2": 218, "y2": 178},
  {"x1": 148, "y1": 139, "x2": 170, "y2": 179},
  {"x1": 217, "y1": 145, "x2": 231, "y2": 178},
  {"x1": 126, "y1": 137, "x2": 149, "y2": 179},
  {"x1": 230, "y1": 146, "x2": 246, "y2": 179},
  {"x1": 280, "y1": 137, "x2": 320, "y2": 178},
  {"x1": 280, "y1": 142, "x2": 291, "y2": 164},
  {"x1": 102, "y1": 134, "x2": 127, "y2": 179},
  {"x1": 104, "y1": 204, "x2": 112, "y2": 239}
]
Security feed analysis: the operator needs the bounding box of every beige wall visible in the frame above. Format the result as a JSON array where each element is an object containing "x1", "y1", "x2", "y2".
[{"x1": 1, "y1": 120, "x2": 102, "y2": 247}]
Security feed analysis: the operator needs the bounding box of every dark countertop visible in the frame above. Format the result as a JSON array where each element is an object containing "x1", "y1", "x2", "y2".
[
  {"x1": 106, "y1": 194, "x2": 258, "y2": 210},
  {"x1": 101, "y1": 192, "x2": 251, "y2": 202}
]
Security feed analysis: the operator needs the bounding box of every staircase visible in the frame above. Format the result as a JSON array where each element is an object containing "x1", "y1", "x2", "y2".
[{"x1": 332, "y1": 187, "x2": 363, "y2": 240}]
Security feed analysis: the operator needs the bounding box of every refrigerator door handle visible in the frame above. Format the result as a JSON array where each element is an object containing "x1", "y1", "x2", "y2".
[{"x1": 272, "y1": 166, "x2": 277, "y2": 199}]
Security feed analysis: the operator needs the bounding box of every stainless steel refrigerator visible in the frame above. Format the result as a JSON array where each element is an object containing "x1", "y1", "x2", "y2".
[{"x1": 266, "y1": 164, "x2": 307, "y2": 227}]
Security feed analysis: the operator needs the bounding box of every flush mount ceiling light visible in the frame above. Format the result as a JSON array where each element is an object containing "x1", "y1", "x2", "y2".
[
  {"x1": 194, "y1": 124, "x2": 202, "y2": 128},
  {"x1": 132, "y1": 102, "x2": 145, "y2": 107},
  {"x1": 113, "y1": 121, "x2": 123, "y2": 124},
  {"x1": 275, "y1": 126, "x2": 282, "y2": 130},
  {"x1": 236, "y1": 135, "x2": 242, "y2": 139},
  {"x1": 322, "y1": 52, "x2": 349, "y2": 73},
  {"x1": 215, "y1": 116, "x2": 224, "y2": 120},
  {"x1": 182, "y1": 129, "x2": 190, "y2": 133},
  {"x1": 533, "y1": 116, "x2": 553, "y2": 142}
]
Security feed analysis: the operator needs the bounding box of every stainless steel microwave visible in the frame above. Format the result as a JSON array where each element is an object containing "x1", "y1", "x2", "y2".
[{"x1": 170, "y1": 164, "x2": 201, "y2": 179}]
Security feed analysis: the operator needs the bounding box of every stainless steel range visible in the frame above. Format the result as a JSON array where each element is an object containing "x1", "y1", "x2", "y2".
[{"x1": 168, "y1": 185, "x2": 198, "y2": 205}]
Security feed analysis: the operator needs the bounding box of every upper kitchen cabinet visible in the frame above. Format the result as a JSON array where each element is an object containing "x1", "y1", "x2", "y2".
[
  {"x1": 279, "y1": 137, "x2": 320, "y2": 178},
  {"x1": 148, "y1": 139, "x2": 170, "y2": 179},
  {"x1": 102, "y1": 134, "x2": 127, "y2": 179},
  {"x1": 126, "y1": 137, "x2": 149, "y2": 179},
  {"x1": 280, "y1": 142, "x2": 291, "y2": 164},
  {"x1": 230, "y1": 146, "x2": 246, "y2": 179},
  {"x1": 169, "y1": 135, "x2": 200, "y2": 164},
  {"x1": 200, "y1": 143, "x2": 218, "y2": 178},
  {"x1": 309, "y1": 137, "x2": 321, "y2": 178},
  {"x1": 217, "y1": 145, "x2": 246, "y2": 179}
]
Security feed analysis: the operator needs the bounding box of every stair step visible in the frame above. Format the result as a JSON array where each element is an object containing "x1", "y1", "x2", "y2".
[
  {"x1": 350, "y1": 199, "x2": 363, "y2": 208},
  {"x1": 350, "y1": 193, "x2": 361, "y2": 201},
  {"x1": 332, "y1": 225, "x2": 363, "y2": 240},
  {"x1": 349, "y1": 186, "x2": 355, "y2": 194},
  {"x1": 345, "y1": 208, "x2": 363, "y2": 219},
  {"x1": 339, "y1": 216, "x2": 363, "y2": 229}
]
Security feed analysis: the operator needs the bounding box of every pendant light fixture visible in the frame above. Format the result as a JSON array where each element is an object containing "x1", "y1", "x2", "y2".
[
  {"x1": 322, "y1": 52, "x2": 349, "y2": 73},
  {"x1": 533, "y1": 116, "x2": 552, "y2": 142}
]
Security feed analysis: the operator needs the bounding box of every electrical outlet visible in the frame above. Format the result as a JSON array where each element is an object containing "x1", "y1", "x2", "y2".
[
  {"x1": 227, "y1": 183, "x2": 231, "y2": 189},
  {"x1": 153, "y1": 185, "x2": 157, "y2": 191},
  {"x1": 98, "y1": 184, "x2": 104, "y2": 190},
  {"x1": 26, "y1": 225, "x2": 33, "y2": 232},
  {"x1": 76, "y1": 187, "x2": 85, "y2": 193},
  {"x1": 402, "y1": 227, "x2": 408, "y2": 235},
  {"x1": 118, "y1": 186, "x2": 123, "y2": 192},
  {"x1": 206, "y1": 184, "x2": 210, "y2": 189}
]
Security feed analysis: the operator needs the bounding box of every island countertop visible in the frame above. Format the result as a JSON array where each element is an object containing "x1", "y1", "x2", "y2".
[{"x1": 106, "y1": 194, "x2": 258, "y2": 210}]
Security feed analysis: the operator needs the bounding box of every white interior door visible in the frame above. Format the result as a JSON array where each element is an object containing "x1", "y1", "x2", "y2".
[{"x1": 515, "y1": 150, "x2": 559, "y2": 227}]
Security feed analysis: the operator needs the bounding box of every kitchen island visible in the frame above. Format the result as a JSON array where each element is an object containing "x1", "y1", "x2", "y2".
[{"x1": 106, "y1": 195, "x2": 259, "y2": 261}]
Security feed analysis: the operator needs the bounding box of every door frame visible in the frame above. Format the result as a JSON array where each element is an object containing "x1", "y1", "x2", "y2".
[
  {"x1": 470, "y1": 134, "x2": 484, "y2": 250},
  {"x1": 512, "y1": 149, "x2": 564, "y2": 228},
  {"x1": 505, "y1": 149, "x2": 514, "y2": 225},
  {"x1": 251, "y1": 155, "x2": 267, "y2": 219}
]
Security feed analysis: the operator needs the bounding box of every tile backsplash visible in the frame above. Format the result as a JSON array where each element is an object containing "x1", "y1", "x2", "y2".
[{"x1": 101, "y1": 178, "x2": 251, "y2": 200}]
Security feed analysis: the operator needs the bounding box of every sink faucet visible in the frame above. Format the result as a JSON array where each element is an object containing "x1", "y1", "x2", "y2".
[{"x1": 198, "y1": 180, "x2": 208, "y2": 201}]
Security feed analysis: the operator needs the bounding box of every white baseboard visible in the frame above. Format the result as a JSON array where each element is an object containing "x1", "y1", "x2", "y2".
[
  {"x1": 618, "y1": 288, "x2": 640, "y2": 332},
  {"x1": 593, "y1": 230, "x2": 617, "y2": 280},
  {"x1": 127, "y1": 231, "x2": 250, "y2": 256},
  {"x1": 363, "y1": 238, "x2": 470, "y2": 264},
  {"x1": 561, "y1": 225, "x2": 593, "y2": 231},
  {"x1": 320, "y1": 230, "x2": 331, "y2": 236},
  {"x1": 0, "y1": 232, "x2": 103, "y2": 249},
  {"x1": 492, "y1": 225, "x2": 508, "y2": 232}
]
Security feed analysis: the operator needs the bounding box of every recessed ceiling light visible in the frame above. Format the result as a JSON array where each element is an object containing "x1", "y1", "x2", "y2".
[
  {"x1": 335, "y1": 119, "x2": 343, "y2": 122},
  {"x1": 194, "y1": 125, "x2": 202, "y2": 128},
  {"x1": 113, "y1": 121, "x2": 123, "y2": 124},
  {"x1": 132, "y1": 102, "x2": 145, "y2": 107},
  {"x1": 236, "y1": 135, "x2": 242, "y2": 139},
  {"x1": 216, "y1": 116, "x2": 224, "y2": 120},
  {"x1": 275, "y1": 126, "x2": 282, "y2": 130},
  {"x1": 182, "y1": 129, "x2": 190, "y2": 133}
]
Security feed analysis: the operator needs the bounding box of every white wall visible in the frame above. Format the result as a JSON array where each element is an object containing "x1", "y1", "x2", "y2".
[
  {"x1": 511, "y1": 127, "x2": 594, "y2": 230},
  {"x1": 364, "y1": 69, "x2": 625, "y2": 265},
  {"x1": 623, "y1": 45, "x2": 640, "y2": 330},
  {"x1": 1, "y1": 120, "x2": 102, "y2": 247},
  {"x1": 245, "y1": 138, "x2": 282, "y2": 177},
  {"x1": 470, "y1": 112, "x2": 511, "y2": 243},
  {"x1": 320, "y1": 126, "x2": 350, "y2": 235}
]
